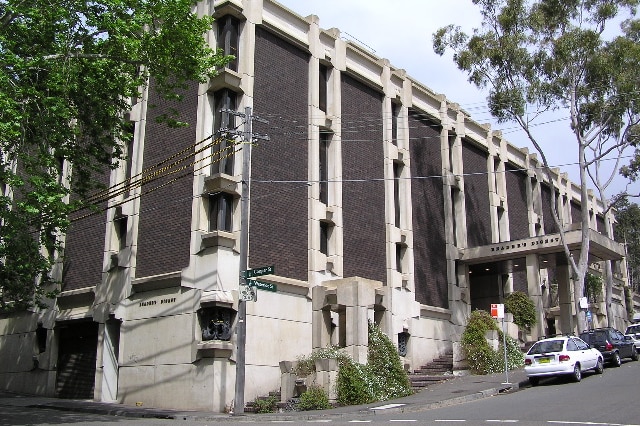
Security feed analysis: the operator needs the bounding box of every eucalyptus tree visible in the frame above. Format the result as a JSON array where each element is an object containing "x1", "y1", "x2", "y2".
[
  {"x1": 433, "y1": 0, "x2": 640, "y2": 332},
  {"x1": 0, "y1": 0, "x2": 229, "y2": 311}
]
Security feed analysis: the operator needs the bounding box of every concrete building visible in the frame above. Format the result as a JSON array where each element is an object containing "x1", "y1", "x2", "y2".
[{"x1": 0, "y1": 0, "x2": 632, "y2": 412}]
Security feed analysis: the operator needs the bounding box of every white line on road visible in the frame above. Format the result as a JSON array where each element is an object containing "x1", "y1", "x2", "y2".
[
  {"x1": 435, "y1": 420, "x2": 466, "y2": 422},
  {"x1": 370, "y1": 403, "x2": 406, "y2": 410},
  {"x1": 389, "y1": 420, "x2": 417, "y2": 423}
]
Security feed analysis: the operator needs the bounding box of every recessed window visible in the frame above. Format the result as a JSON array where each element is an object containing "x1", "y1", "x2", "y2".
[
  {"x1": 396, "y1": 243, "x2": 405, "y2": 273},
  {"x1": 36, "y1": 323, "x2": 47, "y2": 353},
  {"x1": 212, "y1": 89, "x2": 237, "y2": 176},
  {"x1": 114, "y1": 215, "x2": 128, "y2": 251},
  {"x1": 393, "y1": 161, "x2": 403, "y2": 228},
  {"x1": 319, "y1": 64, "x2": 329, "y2": 113},
  {"x1": 391, "y1": 103, "x2": 399, "y2": 146},
  {"x1": 209, "y1": 193, "x2": 233, "y2": 232},
  {"x1": 319, "y1": 131, "x2": 330, "y2": 205},
  {"x1": 217, "y1": 15, "x2": 239, "y2": 71},
  {"x1": 123, "y1": 122, "x2": 135, "y2": 196},
  {"x1": 320, "y1": 221, "x2": 333, "y2": 256}
]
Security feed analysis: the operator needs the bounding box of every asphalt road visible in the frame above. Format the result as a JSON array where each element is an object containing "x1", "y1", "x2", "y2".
[{"x1": 1, "y1": 360, "x2": 638, "y2": 426}]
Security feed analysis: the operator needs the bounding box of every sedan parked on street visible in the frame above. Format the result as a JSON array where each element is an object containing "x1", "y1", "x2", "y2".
[
  {"x1": 579, "y1": 328, "x2": 638, "y2": 366},
  {"x1": 524, "y1": 335, "x2": 604, "y2": 386}
]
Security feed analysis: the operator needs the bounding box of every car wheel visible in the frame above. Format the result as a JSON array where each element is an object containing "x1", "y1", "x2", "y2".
[
  {"x1": 632, "y1": 350, "x2": 638, "y2": 361},
  {"x1": 595, "y1": 358, "x2": 604, "y2": 374},
  {"x1": 529, "y1": 377, "x2": 539, "y2": 386},
  {"x1": 572, "y1": 364, "x2": 582, "y2": 382},
  {"x1": 612, "y1": 352, "x2": 622, "y2": 367}
]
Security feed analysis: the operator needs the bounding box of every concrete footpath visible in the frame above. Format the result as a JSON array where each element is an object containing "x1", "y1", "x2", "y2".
[{"x1": 0, "y1": 368, "x2": 531, "y2": 422}]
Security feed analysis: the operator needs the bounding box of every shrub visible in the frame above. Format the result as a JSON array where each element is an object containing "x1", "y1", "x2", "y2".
[
  {"x1": 295, "y1": 322, "x2": 412, "y2": 408},
  {"x1": 297, "y1": 386, "x2": 331, "y2": 411},
  {"x1": 252, "y1": 395, "x2": 277, "y2": 413},
  {"x1": 367, "y1": 322, "x2": 413, "y2": 401},
  {"x1": 461, "y1": 310, "x2": 523, "y2": 374},
  {"x1": 504, "y1": 291, "x2": 537, "y2": 329}
]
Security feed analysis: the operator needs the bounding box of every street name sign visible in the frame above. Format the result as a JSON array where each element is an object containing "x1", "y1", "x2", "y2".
[
  {"x1": 247, "y1": 280, "x2": 277, "y2": 292},
  {"x1": 244, "y1": 265, "x2": 275, "y2": 279}
]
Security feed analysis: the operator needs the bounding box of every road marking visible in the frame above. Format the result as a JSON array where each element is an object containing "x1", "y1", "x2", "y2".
[
  {"x1": 487, "y1": 421, "x2": 519, "y2": 423},
  {"x1": 435, "y1": 420, "x2": 466, "y2": 422},
  {"x1": 389, "y1": 420, "x2": 417, "y2": 423},
  {"x1": 348, "y1": 421, "x2": 372, "y2": 423},
  {"x1": 370, "y1": 403, "x2": 406, "y2": 410},
  {"x1": 547, "y1": 422, "x2": 638, "y2": 426}
]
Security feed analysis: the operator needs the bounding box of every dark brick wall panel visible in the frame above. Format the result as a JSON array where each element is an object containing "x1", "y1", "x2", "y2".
[
  {"x1": 341, "y1": 74, "x2": 386, "y2": 283},
  {"x1": 64, "y1": 173, "x2": 110, "y2": 290},
  {"x1": 250, "y1": 27, "x2": 309, "y2": 281},
  {"x1": 408, "y1": 110, "x2": 447, "y2": 308},
  {"x1": 134, "y1": 82, "x2": 196, "y2": 278},
  {"x1": 541, "y1": 184, "x2": 558, "y2": 234},
  {"x1": 462, "y1": 141, "x2": 491, "y2": 247},
  {"x1": 506, "y1": 164, "x2": 529, "y2": 241}
]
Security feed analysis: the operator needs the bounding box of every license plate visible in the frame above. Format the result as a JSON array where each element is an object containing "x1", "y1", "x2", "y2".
[{"x1": 538, "y1": 357, "x2": 551, "y2": 364}]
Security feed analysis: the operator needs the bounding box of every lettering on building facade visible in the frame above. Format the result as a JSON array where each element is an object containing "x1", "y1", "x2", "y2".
[
  {"x1": 138, "y1": 297, "x2": 177, "y2": 307},
  {"x1": 489, "y1": 237, "x2": 561, "y2": 254}
]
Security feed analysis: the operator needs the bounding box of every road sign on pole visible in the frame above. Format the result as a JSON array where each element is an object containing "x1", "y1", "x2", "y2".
[
  {"x1": 491, "y1": 303, "x2": 505, "y2": 319},
  {"x1": 239, "y1": 284, "x2": 256, "y2": 301},
  {"x1": 244, "y1": 265, "x2": 275, "y2": 279},
  {"x1": 247, "y1": 280, "x2": 277, "y2": 292}
]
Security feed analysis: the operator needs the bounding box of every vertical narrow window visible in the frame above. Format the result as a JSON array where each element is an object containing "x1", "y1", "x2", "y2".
[
  {"x1": 115, "y1": 216, "x2": 128, "y2": 251},
  {"x1": 396, "y1": 243, "x2": 405, "y2": 273},
  {"x1": 448, "y1": 134, "x2": 456, "y2": 173},
  {"x1": 393, "y1": 161, "x2": 402, "y2": 228},
  {"x1": 319, "y1": 131, "x2": 329, "y2": 205},
  {"x1": 44, "y1": 230, "x2": 56, "y2": 260},
  {"x1": 391, "y1": 103, "x2": 399, "y2": 146},
  {"x1": 209, "y1": 193, "x2": 233, "y2": 232},
  {"x1": 55, "y1": 155, "x2": 65, "y2": 185},
  {"x1": 319, "y1": 64, "x2": 328, "y2": 113},
  {"x1": 123, "y1": 122, "x2": 134, "y2": 195},
  {"x1": 217, "y1": 15, "x2": 239, "y2": 72},
  {"x1": 213, "y1": 89, "x2": 237, "y2": 175},
  {"x1": 320, "y1": 221, "x2": 330, "y2": 256}
]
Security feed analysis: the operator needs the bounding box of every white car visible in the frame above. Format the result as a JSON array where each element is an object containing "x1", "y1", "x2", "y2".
[
  {"x1": 524, "y1": 335, "x2": 604, "y2": 386},
  {"x1": 626, "y1": 334, "x2": 640, "y2": 354}
]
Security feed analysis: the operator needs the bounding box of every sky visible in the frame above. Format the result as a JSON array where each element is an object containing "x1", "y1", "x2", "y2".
[{"x1": 275, "y1": 0, "x2": 638, "y2": 200}]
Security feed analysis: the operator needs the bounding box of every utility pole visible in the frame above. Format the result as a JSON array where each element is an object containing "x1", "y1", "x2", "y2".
[{"x1": 222, "y1": 106, "x2": 268, "y2": 415}]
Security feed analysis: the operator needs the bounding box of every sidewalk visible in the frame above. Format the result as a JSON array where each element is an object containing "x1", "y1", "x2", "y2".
[{"x1": 0, "y1": 368, "x2": 531, "y2": 422}]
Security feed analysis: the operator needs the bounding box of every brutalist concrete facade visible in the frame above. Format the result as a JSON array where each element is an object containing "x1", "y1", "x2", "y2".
[{"x1": 0, "y1": 0, "x2": 631, "y2": 412}]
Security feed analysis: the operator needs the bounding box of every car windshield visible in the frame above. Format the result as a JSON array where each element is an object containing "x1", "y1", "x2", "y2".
[
  {"x1": 528, "y1": 339, "x2": 564, "y2": 354},
  {"x1": 627, "y1": 325, "x2": 640, "y2": 334}
]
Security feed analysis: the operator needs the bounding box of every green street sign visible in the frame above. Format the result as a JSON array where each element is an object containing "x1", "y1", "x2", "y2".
[
  {"x1": 247, "y1": 280, "x2": 277, "y2": 292},
  {"x1": 244, "y1": 265, "x2": 275, "y2": 279}
]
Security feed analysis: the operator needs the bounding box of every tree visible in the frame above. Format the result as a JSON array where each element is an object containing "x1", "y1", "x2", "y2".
[
  {"x1": 0, "y1": 0, "x2": 229, "y2": 311},
  {"x1": 433, "y1": 0, "x2": 640, "y2": 332},
  {"x1": 613, "y1": 197, "x2": 640, "y2": 292}
]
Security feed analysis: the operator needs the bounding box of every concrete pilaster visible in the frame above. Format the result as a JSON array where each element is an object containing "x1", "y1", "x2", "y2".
[
  {"x1": 556, "y1": 264, "x2": 575, "y2": 334},
  {"x1": 526, "y1": 254, "x2": 545, "y2": 340}
]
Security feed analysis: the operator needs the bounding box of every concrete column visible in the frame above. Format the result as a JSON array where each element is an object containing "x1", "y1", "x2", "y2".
[
  {"x1": 556, "y1": 264, "x2": 574, "y2": 334},
  {"x1": 311, "y1": 286, "x2": 332, "y2": 350},
  {"x1": 526, "y1": 254, "x2": 545, "y2": 340}
]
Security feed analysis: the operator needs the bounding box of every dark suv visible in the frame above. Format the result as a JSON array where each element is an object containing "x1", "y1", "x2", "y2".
[{"x1": 579, "y1": 328, "x2": 638, "y2": 366}]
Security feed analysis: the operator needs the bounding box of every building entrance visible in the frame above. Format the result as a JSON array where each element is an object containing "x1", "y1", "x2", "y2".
[{"x1": 55, "y1": 320, "x2": 99, "y2": 399}]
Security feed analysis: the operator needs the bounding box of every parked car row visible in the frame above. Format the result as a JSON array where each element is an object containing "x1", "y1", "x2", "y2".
[{"x1": 524, "y1": 327, "x2": 638, "y2": 386}]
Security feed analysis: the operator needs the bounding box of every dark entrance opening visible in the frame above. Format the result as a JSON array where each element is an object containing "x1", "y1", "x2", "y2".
[{"x1": 55, "y1": 320, "x2": 99, "y2": 399}]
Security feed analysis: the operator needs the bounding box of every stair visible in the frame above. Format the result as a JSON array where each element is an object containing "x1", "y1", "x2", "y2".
[
  {"x1": 408, "y1": 350, "x2": 454, "y2": 392},
  {"x1": 244, "y1": 391, "x2": 281, "y2": 413}
]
